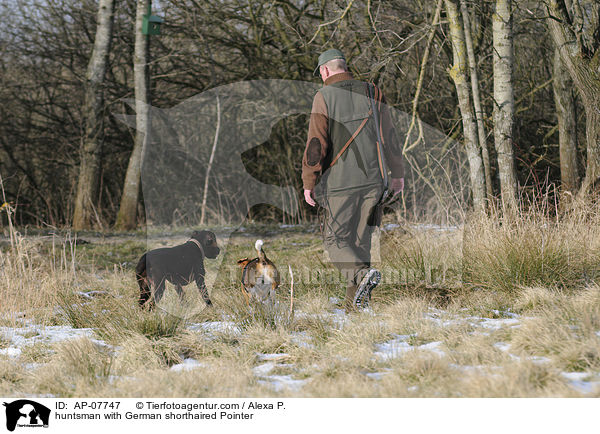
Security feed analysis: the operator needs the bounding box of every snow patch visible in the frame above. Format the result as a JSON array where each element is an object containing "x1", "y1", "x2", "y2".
[
  {"x1": 0, "y1": 347, "x2": 22, "y2": 357},
  {"x1": 294, "y1": 309, "x2": 349, "y2": 330},
  {"x1": 424, "y1": 308, "x2": 522, "y2": 331},
  {"x1": 290, "y1": 332, "x2": 314, "y2": 349},
  {"x1": 188, "y1": 321, "x2": 241, "y2": 336},
  {"x1": 365, "y1": 372, "x2": 388, "y2": 380},
  {"x1": 418, "y1": 341, "x2": 445, "y2": 357},
  {"x1": 528, "y1": 356, "x2": 551, "y2": 365},
  {"x1": 76, "y1": 290, "x2": 108, "y2": 299},
  {"x1": 0, "y1": 324, "x2": 109, "y2": 359},
  {"x1": 494, "y1": 342, "x2": 553, "y2": 365},
  {"x1": 493, "y1": 342, "x2": 521, "y2": 361},
  {"x1": 450, "y1": 364, "x2": 504, "y2": 377},
  {"x1": 374, "y1": 335, "x2": 445, "y2": 360},
  {"x1": 0, "y1": 325, "x2": 95, "y2": 347},
  {"x1": 252, "y1": 358, "x2": 307, "y2": 392},
  {"x1": 0, "y1": 322, "x2": 116, "y2": 381},
  {"x1": 411, "y1": 224, "x2": 459, "y2": 233},
  {"x1": 561, "y1": 372, "x2": 600, "y2": 394},
  {"x1": 257, "y1": 375, "x2": 308, "y2": 392},
  {"x1": 253, "y1": 362, "x2": 276, "y2": 376},
  {"x1": 364, "y1": 369, "x2": 392, "y2": 380},
  {"x1": 170, "y1": 358, "x2": 206, "y2": 372},
  {"x1": 382, "y1": 223, "x2": 400, "y2": 232},
  {"x1": 478, "y1": 317, "x2": 521, "y2": 330},
  {"x1": 561, "y1": 372, "x2": 590, "y2": 381},
  {"x1": 256, "y1": 353, "x2": 290, "y2": 361},
  {"x1": 423, "y1": 309, "x2": 465, "y2": 327},
  {"x1": 494, "y1": 342, "x2": 511, "y2": 353}
]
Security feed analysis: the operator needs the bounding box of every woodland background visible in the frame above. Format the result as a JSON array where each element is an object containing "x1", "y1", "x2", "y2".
[{"x1": 0, "y1": 0, "x2": 598, "y2": 229}]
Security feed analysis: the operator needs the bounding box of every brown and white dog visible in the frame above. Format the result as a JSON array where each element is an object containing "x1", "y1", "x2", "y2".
[
  {"x1": 237, "y1": 239, "x2": 280, "y2": 305},
  {"x1": 135, "y1": 230, "x2": 220, "y2": 309}
]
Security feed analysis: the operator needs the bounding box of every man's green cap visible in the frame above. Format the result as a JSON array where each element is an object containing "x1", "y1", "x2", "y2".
[{"x1": 314, "y1": 49, "x2": 346, "y2": 76}]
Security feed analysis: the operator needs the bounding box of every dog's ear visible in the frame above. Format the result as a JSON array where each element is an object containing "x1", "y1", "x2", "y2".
[
  {"x1": 196, "y1": 230, "x2": 217, "y2": 246},
  {"x1": 192, "y1": 230, "x2": 208, "y2": 242}
]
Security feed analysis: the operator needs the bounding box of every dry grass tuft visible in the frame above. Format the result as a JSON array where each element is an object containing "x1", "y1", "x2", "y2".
[{"x1": 462, "y1": 199, "x2": 600, "y2": 294}]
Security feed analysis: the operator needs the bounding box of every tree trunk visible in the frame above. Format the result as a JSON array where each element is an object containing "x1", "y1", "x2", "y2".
[
  {"x1": 72, "y1": 0, "x2": 115, "y2": 230},
  {"x1": 200, "y1": 92, "x2": 221, "y2": 225},
  {"x1": 115, "y1": 0, "x2": 150, "y2": 230},
  {"x1": 493, "y1": 0, "x2": 518, "y2": 210},
  {"x1": 444, "y1": 0, "x2": 486, "y2": 213},
  {"x1": 546, "y1": 0, "x2": 600, "y2": 197},
  {"x1": 553, "y1": 47, "x2": 579, "y2": 194},
  {"x1": 461, "y1": 0, "x2": 493, "y2": 203}
]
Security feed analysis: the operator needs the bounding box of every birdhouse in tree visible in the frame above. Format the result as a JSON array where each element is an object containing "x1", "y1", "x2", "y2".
[{"x1": 142, "y1": 14, "x2": 163, "y2": 35}]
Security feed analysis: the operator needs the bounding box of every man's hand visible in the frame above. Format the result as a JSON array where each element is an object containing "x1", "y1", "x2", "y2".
[
  {"x1": 390, "y1": 178, "x2": 404, "y2": 197},
  {"x1": 304, "y1": 189, "x2": 316, "y2": 207}
]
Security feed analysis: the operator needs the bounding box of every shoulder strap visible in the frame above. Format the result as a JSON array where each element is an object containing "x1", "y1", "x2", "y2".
[
  {"x1": 328, "y1": 106, "x2": 372, "y2": 168},
  {"x1": 368, "y1": 82, "x2": 389, "y2": 191}
]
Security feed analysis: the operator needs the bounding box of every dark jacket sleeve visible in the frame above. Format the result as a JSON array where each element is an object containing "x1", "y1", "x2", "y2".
[
  {"x1": 379, "y1": 91, "x2": 405, "y2": 179},
  {"x1": 302, "y1": 91, "x2": 329, "y2": 190}
]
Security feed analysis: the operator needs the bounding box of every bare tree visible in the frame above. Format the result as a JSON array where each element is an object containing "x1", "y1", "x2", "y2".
[
  {"x1": 493, "y1": 0, "x2": 518, "y2": 210},
  {"x1": 200, "y1": 92, "x2": 221, "y2": 226},
  {"x1": 72, "y1": 0, "x2": 116, "y2": 230},
  {"x1": 1, "y1": 0, "x2": 573, "y2": 226},
  {"x1": 461, "y1": 0, "x2": 493, "y2": 203},
  {"x1": 552, "y1": 47, "x2": 579, "y2": 195},
  {"x1": 445, "y1": 0, "x2": 487, "y2": 213},
  {"x1": 546, "y1": 0, "x2": 600, "y2": 197},
  {"x1": 115, "y1": 0, "x2": 150, "y2": 230}
]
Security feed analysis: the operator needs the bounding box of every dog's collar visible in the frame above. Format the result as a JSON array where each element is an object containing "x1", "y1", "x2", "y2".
[{"x1": 188, "y1": 238, "x2": 204, "y2": 254}]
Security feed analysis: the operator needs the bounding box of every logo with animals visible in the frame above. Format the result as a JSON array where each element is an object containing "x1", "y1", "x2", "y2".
[{"x1": 3, "y1": 400, "x2": 50, "y2": 431}]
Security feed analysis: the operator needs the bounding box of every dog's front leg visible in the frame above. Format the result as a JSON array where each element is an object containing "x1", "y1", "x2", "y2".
[
  {"x1": 140, "y1": 276, "x2": 159, "y2": 310},
  {"x1": 138, "y1": 279, "x2": 152, "y2": 307},
  {"x1": 195, "y1": 276, "x2": 212, "y2": 306},
  {"x1": 153, "y1": 277, "x2": 167, "y2": 304},
  {"x1": 241, "y1": 284, "x2": 251, "y2": 306}
]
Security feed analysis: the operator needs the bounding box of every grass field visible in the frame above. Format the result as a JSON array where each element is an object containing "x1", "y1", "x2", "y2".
[{"x1": 2, "y1": 208, "x2": 600, "y2": 398}]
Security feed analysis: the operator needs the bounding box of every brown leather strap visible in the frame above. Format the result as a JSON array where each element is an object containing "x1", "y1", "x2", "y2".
[
  {"x1": 328, "y1": 107, "x2": 372, "y2": 168},
  {"x1": 375, "y1": 85, "x2": 385, "y2": 145},
  {"x1": 376, "y1": 140, "x2": 384, "y2": 179},
  {"x1": 328, "y1": 82, "x2": 386, "y2": 170}
]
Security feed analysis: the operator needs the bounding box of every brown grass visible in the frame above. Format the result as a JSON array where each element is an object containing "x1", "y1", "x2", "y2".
[{"x1": 1, "y1": 200, "x2": 600, "y2": 397}]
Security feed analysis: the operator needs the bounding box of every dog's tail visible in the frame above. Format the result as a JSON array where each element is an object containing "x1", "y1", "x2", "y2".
[
  {"x1": 136, "y1": 253, "x2": 151, "y2": 307},
  {"x1": 255, "y1": 239, "x2": 266, "y2": 261}
]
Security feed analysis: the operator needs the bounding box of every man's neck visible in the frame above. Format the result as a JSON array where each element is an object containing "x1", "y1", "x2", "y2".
[{"x1": 324, "y1": 71, "x2": 353, "y2": 86}]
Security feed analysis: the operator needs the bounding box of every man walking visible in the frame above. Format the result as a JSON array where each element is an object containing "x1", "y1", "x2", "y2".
[{"x1": 302, "y1": 49, "x2": 405, "y2": 312}]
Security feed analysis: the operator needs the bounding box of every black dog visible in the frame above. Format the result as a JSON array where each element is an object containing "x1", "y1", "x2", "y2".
[{"x1": 135, "y1": 230, "x2": 220, "y2": 309}]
